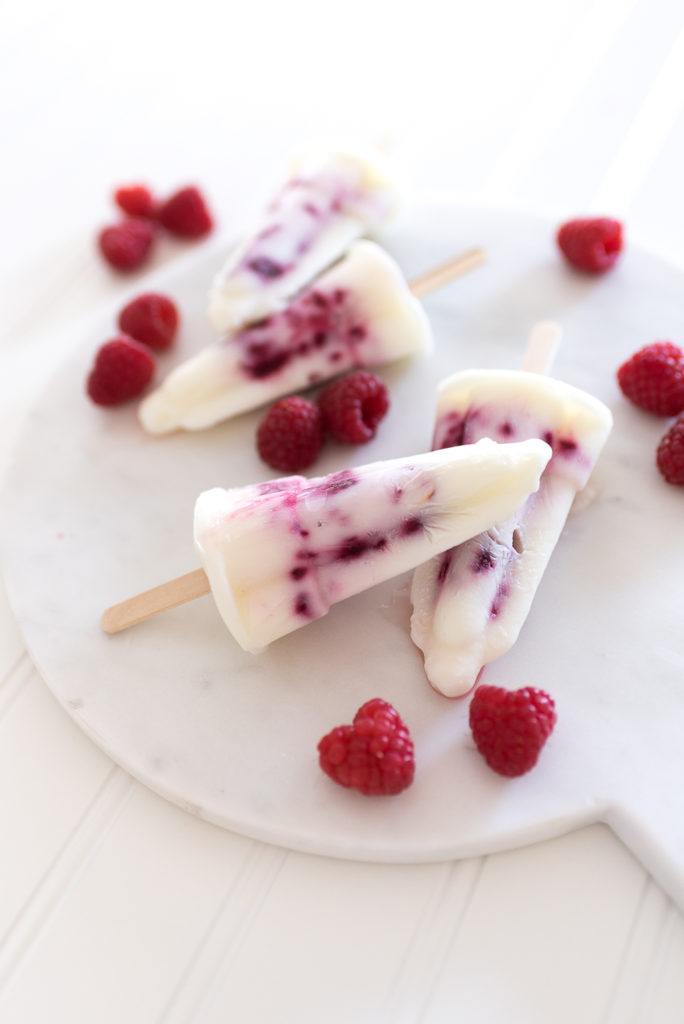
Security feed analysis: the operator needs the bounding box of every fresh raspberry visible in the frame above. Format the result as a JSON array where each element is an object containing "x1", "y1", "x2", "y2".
[
  {"x1": 556, "y1": 217, "x2": 623, "y2": 273},
  {"x1": 318, "y1": 371, "x2": 390, "y2": 443},
  {"x1": 97, "y1": 218, "x2": 156, "y2": 271},
  {"x1": 616, "y1": 341, "x2": 684, "y2": 416},
  {"x1": 469, "y1": 684, "x2": 556, "y2": 778},
  {"x1": 656, "y1": 414, "x2": 684, "y2": 485},
  {"x1": 256, "y1": 396, "x2": 323, "y2": 472},
  {"x1": 117, "y1": 292, "x2": 180, "y2": 351},
  {"x1": 318, "y1": 698, "x2": 415, "y2": 796},
  {"x1": 158, "y1": 186, "x2": 213, "y2": 238},
  {"x1": 113, "y1": 184, "x2": 157, "y2": 220},
  {"x1": 86, "y1": 335, "x2": 156, "y2": 406}
]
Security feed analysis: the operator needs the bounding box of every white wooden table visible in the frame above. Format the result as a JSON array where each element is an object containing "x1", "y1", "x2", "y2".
[{"x1": 2, "y1": 1, "x2": 684, "y2": 1020}]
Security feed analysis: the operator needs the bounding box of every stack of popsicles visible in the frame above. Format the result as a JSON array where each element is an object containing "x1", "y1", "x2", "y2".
[
  {"x1": 207, "y1": 145, "x2": 402, "y2": 332},
  {"x1": 187, "y1": 325, "x2": 612, "y2": 666},
  {"x1": 193, "y1": 439, "x2": 552, "y2": 653},
  {"x1": 139, "y1": 239, "x2": 433, "y2": 434},
  {"x1": 103, "y1": 147, "x2": 614, "y2": 703},
  {"x1": 140, "y1": 144, "x2": 482, "y2": 435}
]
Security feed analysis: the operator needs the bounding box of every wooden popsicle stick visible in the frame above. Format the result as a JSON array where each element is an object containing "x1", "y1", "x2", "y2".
[
  {"x1": 101, "y1": 568, "x2": 210, "y2": 634},
  {"x1": 102, "y1": 246, "x2": 488, "y2": 636},
  {"x1": 521, "y1": 320, "x2": 561, "y2": 375},
  {"x1": 408, "y1": 247, "x2": 487, "y2": 298}
]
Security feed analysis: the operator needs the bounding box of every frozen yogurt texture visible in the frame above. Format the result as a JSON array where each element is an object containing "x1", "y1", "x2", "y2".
[
  {"x1": 410, "y1": 369, "x2": 613, "y2": 697},
  {"x1": 208, "y1": 145, "x2": 401, "y2": 333},
  {"x1": 139, "y1": 240, "x2": 431, "y2": 434},
  {"x1": 194, "y1": 438, "x2": 552, "y2": 653}
]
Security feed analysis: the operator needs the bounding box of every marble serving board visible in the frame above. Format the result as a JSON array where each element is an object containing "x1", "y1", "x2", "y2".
[{"x1": 2, "y1": 200, "x2": 684, "y2": 908}]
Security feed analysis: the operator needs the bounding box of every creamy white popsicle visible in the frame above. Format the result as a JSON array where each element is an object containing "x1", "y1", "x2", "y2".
[
  {"x1": 194, "y1": 437, "x2": 551, "y2": 653},
  {"x1": 409, "y1": 369, "x2": 613, "y2": 697},
  {"x1": 208, "y1": 145, "x2": 401, "y2": 333},
  {"x1": 140, "y1": 240, "x2": 431, "y2": 435}
]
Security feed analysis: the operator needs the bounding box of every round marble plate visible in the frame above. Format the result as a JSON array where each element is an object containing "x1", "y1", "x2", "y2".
[{"x1": 2, "y1": 200, "x2": 684, "y2": 906}]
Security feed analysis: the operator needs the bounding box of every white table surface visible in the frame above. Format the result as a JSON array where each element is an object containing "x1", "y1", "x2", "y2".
[{"x1": 2, "y1": 1, "x2": 684, "y2": 1021}]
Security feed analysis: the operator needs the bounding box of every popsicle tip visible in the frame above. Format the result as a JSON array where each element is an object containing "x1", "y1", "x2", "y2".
[{"x1": 138, "y1": 391, "x2": 178, "y2": 436}]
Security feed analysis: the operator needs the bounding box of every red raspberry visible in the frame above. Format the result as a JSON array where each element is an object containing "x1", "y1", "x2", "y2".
[
  {"x1": 118, "y1": 292, "x2": 180, "y2": 351},
  {"x1": 158, "y1": 186, "x2": 213, "y2": 238},
  {"x1": 469, "y1": 684, "x2": 556, "y2": 778},
  {"x1": 616, "y1": 341, "x2": 684, "y2": 416},
  {"x1": 98, "y1": 218, "x2": 156, "y2": 271},
  {"x1": 318, "y1": 698, "x2": 415, "y2": 796},
  {"x1": 656, "y1": 414, "x2": 684, "y2": 485},
  {"x1": 318, "y1": 371, "x2": 390, "y2": 443},
  {"x1": 557, "y1": 217, "x2": 623, "y2": 273},
  {"x1": 256, "y1": 396, "x2": 323, "y2": 472},
  {"x1": 86, "y1": 335, "x2": 156, "y2": 406},
  {"x1": 113, "y1": 184, "x2": 157, "y2": 220}
]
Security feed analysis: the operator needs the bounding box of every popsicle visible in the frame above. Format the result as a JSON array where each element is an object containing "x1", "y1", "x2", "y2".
[
  {"x1": 102, "y1": 437, "x2": 552, "y2": 650},
  {"x1": 139, "y1": 239, "x2": 484, "y2": 435},
  {"x1": 208, "y1": 145, "x2": 402, "y2": 333},
  {"x1": 409, "y1": 325, "x2": 613, "y2": 697}
]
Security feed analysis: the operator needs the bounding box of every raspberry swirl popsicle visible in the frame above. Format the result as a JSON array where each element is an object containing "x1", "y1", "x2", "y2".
[
  {"x1": 139, "y1": 240, "x2": 431, "y2": 434},
  {"x1": 194, "y1": 438, "x2": 551, "y2": 653},
  {"x1": 410, "y1": 368, "x2": 613, "y2": 697},
  {"x1": 208, "y1": 145, "x2": 401, "y2": 332}
]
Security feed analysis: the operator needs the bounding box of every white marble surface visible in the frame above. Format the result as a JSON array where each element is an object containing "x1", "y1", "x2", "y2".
[
  {"x1": 3, "y1": 198, "x2": 684, "y2": 910},
  {"x1": 3, "y1": 1, "x2": 684, "y2": 1021}
]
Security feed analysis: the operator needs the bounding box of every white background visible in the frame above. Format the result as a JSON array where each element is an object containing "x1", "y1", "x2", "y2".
[{"x1": 2, "y1": 1, "x2": 684, "y2": 1020}]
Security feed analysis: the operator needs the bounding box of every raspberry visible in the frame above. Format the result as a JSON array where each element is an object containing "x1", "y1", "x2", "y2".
[
  {"x1": 469, "y1": 684, "x2": 556, "y2": 778},
  {"x1": 158, "y1": 186, "x2": 213, "y2": 238},
  {"x1": 118, "y1": 292, "x2": 180, "y2": 351},
  {"x1": 616, "y1": 341, "x2": 684, "y2": 416},
  {"x1": 318, "y1": 698, "x2": 415, "y2": 796},
  {"x1": 113, "y1": 184, "x2": 157, "y2": 220},
  {"x1": 656, "y1": 414, "x2": 684, "y2": 485},
  {"x1": 318, "y1": 371, "x2": 390, "y2": 443},
  {"x1": 556, "y1": 217, "x2": 623, "y2": 273},
  {"x1": 256, "y1": 396, "x2": 323, "y2": 472},
  {"x1": 98, "y1": 218, "x2": 156, "y2": 271},
  {"x1": 86, "y1": 335, "x2": 156, "y2": 406}
]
